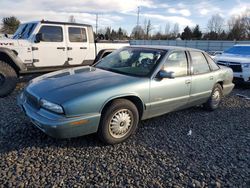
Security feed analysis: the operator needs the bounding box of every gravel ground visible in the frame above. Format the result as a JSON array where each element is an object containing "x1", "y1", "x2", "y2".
[{"x1": 0, "y1": 78, "x2": 250, "y2": 188}]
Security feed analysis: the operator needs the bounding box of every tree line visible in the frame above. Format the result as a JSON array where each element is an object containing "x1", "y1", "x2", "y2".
[{"x1": 1, "y1": 10, "x2": 249, "y2": 41}]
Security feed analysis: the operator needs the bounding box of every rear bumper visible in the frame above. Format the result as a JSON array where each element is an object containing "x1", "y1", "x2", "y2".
[
  {"x1": 17, "y1": 94, "x2": 101, "y2": 139},
  {"x1": 223, "y1": 83, "x2": 234, "y2": 96}
]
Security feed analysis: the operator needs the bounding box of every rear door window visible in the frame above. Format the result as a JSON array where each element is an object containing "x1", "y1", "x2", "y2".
[
  {"x1": 190, "y1": 51, "x2": 210, "y2": 75},
  {"x1": 68, "y1": 27, "x2": 87, "y2": 42}
]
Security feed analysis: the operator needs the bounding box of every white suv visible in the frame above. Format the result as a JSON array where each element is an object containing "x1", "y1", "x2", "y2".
[
  {"x1": 0, "y1": 20, "x2": 128, "y2": 97},
  {"x1": 215, "y1": 44, "x2": 250, "y2": 83}
]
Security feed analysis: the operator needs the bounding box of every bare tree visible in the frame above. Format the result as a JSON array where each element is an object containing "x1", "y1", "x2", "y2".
[
  {"x1": 207, "y1": 14, "x2": 224, "y2": 34},
  {"x1": 172, "y1": 23, "x2": 179, "y2": 38},
  {"x1": 131, "y1": 25, "x2": 145, "y2": 39},
  {"x1": 228, "y1": 12, "x2": 249, "y2": 40},
  {"x1": 242, "y1": 9, "x2": 250, "y2": 39},
  {"x1": 143, "y1": 19, "x2": 153, "y2": 39},
  {"x1": 165, "y1": 22, "x2": 171, "y2": 35}
]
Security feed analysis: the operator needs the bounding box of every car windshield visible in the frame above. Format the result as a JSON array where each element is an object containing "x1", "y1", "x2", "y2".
[
  {"x1": 94, "y1": 47, "x2": 166, "y2": 77},
  {"x1": 224, "y1": 46, "x2": 250, "y2": 56},
  {"x1": 13, "y1": 23, "x2": 37, "y2": 39}
]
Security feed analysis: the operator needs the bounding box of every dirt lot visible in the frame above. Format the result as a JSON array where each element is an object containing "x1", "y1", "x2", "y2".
[{"x1": 0, "y1": 79, "x2": 249, "y2": 187}]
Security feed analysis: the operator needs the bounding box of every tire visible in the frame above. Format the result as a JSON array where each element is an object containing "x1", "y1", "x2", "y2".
[
  {"x1": 203, "y1": 83, "x2": 223, "y2": 111},
  {"x1": 0, "y1": 60, "x2": 17, "y2": 97},
  {"x1": 98, "y1": 99, "x2": 139, "y2": 144}
]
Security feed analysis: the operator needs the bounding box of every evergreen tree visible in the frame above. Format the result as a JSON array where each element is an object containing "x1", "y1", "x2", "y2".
[
  {"x1": 0, "y1": 16, "x2": 20, "y2": 34},
  {"x1": 192, "y1": 25, "x2": 202, "y2": 39},
  {"x1": 181, "y1": 26, "x2": 192, "y2": 40}
]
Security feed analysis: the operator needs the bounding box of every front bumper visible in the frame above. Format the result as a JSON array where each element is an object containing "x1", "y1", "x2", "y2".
[
  {"x1": 17, "y1": 93, "x2": 101, "y2": 139},
  {"x1": 233, "y1": 71, "x2": 250, "y2": 83}
]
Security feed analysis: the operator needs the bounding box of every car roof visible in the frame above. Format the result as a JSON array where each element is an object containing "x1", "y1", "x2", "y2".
[
  {"x1": 129, "y1": 45, "x2": 204, "y2": 52},
  {"x1": 21, "y1": 20, "x2": 92, "y2": 27}
]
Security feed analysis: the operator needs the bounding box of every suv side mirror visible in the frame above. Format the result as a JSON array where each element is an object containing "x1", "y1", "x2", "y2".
[
  {"x1": 158, "y1": 70, "x2": 175, "y2": 79},
  {"x1": 35, "y1": 33, "x2": 44, "y2": 43}
]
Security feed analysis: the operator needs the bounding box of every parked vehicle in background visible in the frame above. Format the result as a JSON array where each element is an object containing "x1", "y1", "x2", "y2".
[
  {"x1": 18, "y1": 46, "x2": 234, "y2": 144},
  {"x1": 0, "y1": 20, "x2": 128, "y2": 97},
  {"x1": 215, "y1": 45, "x2": 250, "y2": 84},
  {"x1": 207, "y1": 51, "x2": 223, "y2": 59}
]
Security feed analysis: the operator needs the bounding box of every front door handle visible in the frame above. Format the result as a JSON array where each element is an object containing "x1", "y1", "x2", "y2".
[
  {"x1": 185, "y1": 79, "x2": 191, "y2": 84},
  {"x1": 209, "y1": 76, "x2": 214, "y2": 80},
  {"x1": 57, "y1": 47, "x2": 65, "y2": 50},
  {"x1": 80, "y1": 47, "x2": 87, "y2": 49}
]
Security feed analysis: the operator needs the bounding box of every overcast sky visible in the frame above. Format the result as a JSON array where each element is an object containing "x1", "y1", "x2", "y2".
[{"x1": 0, "y1": 0, "x2": 249, "y2": 34}]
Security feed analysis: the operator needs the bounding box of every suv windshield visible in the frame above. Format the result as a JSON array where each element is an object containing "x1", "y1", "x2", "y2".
[
  {"x1": 224, "y1": 46, "x2": 250, "y2": 56},
  {"x1": 13, "y1": 23, "x2": 37, "y2": 39},
  {"x1": 95, "y1": 47, "x2": 166, "y2": 77}
]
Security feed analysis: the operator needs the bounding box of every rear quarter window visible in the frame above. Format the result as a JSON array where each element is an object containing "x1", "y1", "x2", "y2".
[{"x1": 204, "y1": 53, "x2": 220, "y2": 71}]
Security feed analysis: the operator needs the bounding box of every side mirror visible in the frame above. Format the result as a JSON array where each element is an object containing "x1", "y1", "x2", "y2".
[
  {"x1": 158, "y1": 70, "x2": 175, "y2": 79},
  {"x1": 35, "y1": 33, "x2": 44, "y2": 43}
]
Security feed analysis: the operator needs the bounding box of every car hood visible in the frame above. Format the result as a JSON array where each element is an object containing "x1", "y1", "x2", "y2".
[
  {"x1": 27, "y1": 66, "x2": 142, "y2": 103},
  {"x1": 215, "y1": 53, "x2": 250, "y2": 64}
]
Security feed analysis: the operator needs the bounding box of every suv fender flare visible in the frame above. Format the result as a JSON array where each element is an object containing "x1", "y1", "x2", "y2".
[{"x1": 0, "y1": 47, "x2": 27, "y2": 73}]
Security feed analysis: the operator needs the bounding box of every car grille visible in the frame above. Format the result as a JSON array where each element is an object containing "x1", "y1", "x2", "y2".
[
  {"x1": 24, "y1": 91, "x2": 40, "y2": 109},
  {"x1": 217, "y1": 61, "x2": 242, "y2": 72}
]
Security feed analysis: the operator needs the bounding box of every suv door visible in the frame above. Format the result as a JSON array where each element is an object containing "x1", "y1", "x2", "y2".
[
  {"x1": 66, "y1": 26, "x2": 89, "y2": 65},
  {"x1": 32, "y1": 25, "x2": 67, "y2": 67},
  {"x1": 149, "y1": 51, "x2": 191, "y2": 117},
  {"x1": 188, "y1": 51, "x2": 215, "y2": 105}
]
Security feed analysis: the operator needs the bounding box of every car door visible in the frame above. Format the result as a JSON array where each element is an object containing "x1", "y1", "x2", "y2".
[
  {"x1": 188, "y1": 51, "x2": 215, "y2": 105},
  {"x1": 66, "y1": 26, "x2": 89, "y2": 65},
  {"x1": 149, "y1": 51, "x2": 191, "y2": 117},
  {"x1": 32, "y1": 25, "x2": 67, "y2": 67}
]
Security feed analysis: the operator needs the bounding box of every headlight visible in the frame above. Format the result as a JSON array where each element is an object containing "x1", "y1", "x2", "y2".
[
  {"x1": 40, "y1": 99, "x2": 64, "y2": 114},
  {"x1": 242, "y1": 63, "x2": 250, "y2": 68}
]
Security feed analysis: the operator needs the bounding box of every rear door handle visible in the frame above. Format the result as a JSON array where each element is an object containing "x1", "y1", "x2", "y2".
[
  {"x1": 209, "y1": 76, "x2": 214, "y2": 80},
  {"x1": 185, "y1": 79, "x2": 191, "y2": 84},
  {"x1": 57, "y1": 47, "x2": 65, "y2": 50},
  {"x1": 80, "y1": 47, "x2": 87, "y2": 49}
]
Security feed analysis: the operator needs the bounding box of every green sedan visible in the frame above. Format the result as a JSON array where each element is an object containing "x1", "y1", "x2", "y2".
[{"x1": 18, "y1": 46, "x2": 234, "y2": 144}]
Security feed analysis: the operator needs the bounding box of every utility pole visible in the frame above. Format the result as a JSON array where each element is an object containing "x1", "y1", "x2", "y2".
[
  {"x1": 136, "y1": 6, "x2": 140, "y2": 28},
  {"x1": 136, "y1": 6, "x2": 140, "y2": 40},
  {"x1": 95, "y1": 13, "x2": 98, "y2": 35}
]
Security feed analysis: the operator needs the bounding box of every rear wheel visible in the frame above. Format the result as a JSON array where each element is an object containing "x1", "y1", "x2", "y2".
[
  {"x1": 0, "y1": 61, "x2": 17, "y2": 97},
  {"x1": 98, "y1": 99, "x2": 139, "y2": 144},
  {"x1": 203, "y1": 84, "x2": 223, "y2": 111}
]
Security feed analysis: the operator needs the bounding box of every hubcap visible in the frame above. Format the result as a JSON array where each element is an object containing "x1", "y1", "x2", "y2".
[
  {"x1": 109, "y1": 109, "x2": 133, "y2": 139},
  {"x1": 0, "y1": 74, "x2": 5, "y2": 86},
  {"x1": 212, "y1": 89, "x2": 221, "y2": 106}
]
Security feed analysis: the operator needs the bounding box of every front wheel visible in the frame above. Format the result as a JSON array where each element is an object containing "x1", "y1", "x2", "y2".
[
  {"x1": 203, "y1": 84, "x2": 223, "y2": 111},
  {"x1": 98, "y1": 99, "x2": 139, "y2": 144},
  {"x1": 0, "y1": 61, "x2": 17, "y2": 97}
]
